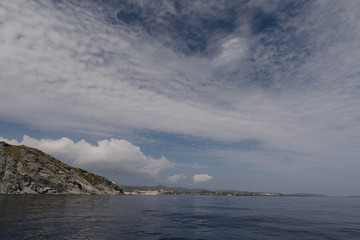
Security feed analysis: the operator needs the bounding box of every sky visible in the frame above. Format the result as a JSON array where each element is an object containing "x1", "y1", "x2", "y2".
[{"x1": 0, "y1": 0, "x2": 360, "y2": 196}]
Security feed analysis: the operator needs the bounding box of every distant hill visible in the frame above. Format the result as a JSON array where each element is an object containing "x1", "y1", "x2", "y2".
[
  {"x1": 122, "y1": 185, "x2": 327, "y2": 197},
  {"x1": 0, "y1": 141, "x2": 124, "y2": 195}
]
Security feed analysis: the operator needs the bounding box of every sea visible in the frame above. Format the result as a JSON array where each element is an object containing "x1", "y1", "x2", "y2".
[{"x1": 0, "y1": 195, "x2": 359, "y2": 239}]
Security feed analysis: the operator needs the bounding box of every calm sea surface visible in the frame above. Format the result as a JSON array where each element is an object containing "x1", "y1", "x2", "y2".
[{"x1": 0, "y1": 195, "x2": 359, "y2": 239}]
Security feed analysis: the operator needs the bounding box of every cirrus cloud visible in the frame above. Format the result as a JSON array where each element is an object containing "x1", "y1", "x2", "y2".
[{"x1": 0, "y1": 0, "x2": 358, "y2": 156}]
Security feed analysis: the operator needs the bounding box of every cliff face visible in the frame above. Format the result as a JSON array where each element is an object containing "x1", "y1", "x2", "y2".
[{"x1": 0, "y1": 141, "x2": 124, "y2": 195}]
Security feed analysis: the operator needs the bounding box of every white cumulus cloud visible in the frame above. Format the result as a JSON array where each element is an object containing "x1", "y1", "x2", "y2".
[
  {"x1": 165, "y1": 174, "x2": 187, "y2": 184},
  {"x1": 192, "y1": 174, "x2": 213, "y2": 184},
  {"x1": 0, "y1": 135, "x2": 173, "y2": 177}
]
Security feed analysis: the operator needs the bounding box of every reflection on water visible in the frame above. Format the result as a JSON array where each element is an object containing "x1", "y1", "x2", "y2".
[{"x1": 1, "y1": 195, "x2": 360, "y2": 239}]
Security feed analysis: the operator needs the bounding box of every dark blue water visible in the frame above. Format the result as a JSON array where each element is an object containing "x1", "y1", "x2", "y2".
[{"x1": 0, "y1": 195, "x2": 359, "y2": 239}]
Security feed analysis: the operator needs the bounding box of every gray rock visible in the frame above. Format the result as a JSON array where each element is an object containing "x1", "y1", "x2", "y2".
[{"x1": 0, "y1": 141, "x2": 124, "y2": 195}]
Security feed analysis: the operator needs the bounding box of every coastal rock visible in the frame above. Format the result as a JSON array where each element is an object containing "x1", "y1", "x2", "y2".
[{"x1": 0, "y1": 141, "x2": 124, "y2": 195}]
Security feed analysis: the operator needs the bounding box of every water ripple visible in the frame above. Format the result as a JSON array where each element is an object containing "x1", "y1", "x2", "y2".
[{"x1": 1, "y1": 195, "x2": 360, "y2": 239}]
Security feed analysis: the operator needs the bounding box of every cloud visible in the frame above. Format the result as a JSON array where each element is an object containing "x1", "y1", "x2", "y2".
[
  {"x1": 193, "y1": 174, "x2": 213, "y2": 184},
  {"x1": 0, "y1": 135, "x2": 173, "y2": 177},
  {"x1": 211, "y1": 37, "x2": 248, "y2": 71},
  {"x1": 165, "y1": 174, "x2": 187, "y2": 184},
  {"x1": 0, "y1": 0, "x2": 360, "y2": 178}
]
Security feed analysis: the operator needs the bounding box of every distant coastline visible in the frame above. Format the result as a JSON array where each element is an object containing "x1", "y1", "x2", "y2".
[{"x1": 121, "y1": 185, "x2": 327, "y2": 197}]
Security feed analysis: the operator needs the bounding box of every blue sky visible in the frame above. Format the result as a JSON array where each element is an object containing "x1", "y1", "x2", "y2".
[{"x1": 1, "y1": 0, "x2": 360, "y2": 196}]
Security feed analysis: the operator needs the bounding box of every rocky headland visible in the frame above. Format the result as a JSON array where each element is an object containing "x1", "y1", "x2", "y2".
[{"x1": 0, "y1": 141, "x2": 124, "y2": 195}]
